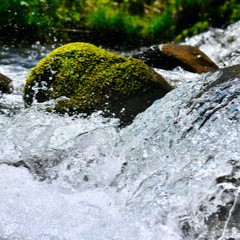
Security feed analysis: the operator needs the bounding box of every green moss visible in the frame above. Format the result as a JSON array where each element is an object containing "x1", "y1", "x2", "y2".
[{"x1": 23, "y1": 42, "x2": 171, "y2": 117}]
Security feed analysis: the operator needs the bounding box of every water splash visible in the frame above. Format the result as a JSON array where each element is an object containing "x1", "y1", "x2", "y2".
[{"x1": 0, "y1": 21, "x2": 240, "y2": 239}]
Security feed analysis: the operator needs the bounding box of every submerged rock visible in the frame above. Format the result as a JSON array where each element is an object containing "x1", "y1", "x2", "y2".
[
  {"x1": 0, "y1": 72, "x2": 13, "y2": 93},
  {"x1": 131, "y1": 43, "x2": 218, "y2": 73},
  {"x1": 23, "y1": 42, "x2": 172, "y2": 125},
  {"x1": 113, "y1": 64, "x2": 240, "y2": 239}
]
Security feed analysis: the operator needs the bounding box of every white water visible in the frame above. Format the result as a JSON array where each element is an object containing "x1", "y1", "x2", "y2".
[{"x1": 0, "y1": 22, "x2": 240, "y2": 240}]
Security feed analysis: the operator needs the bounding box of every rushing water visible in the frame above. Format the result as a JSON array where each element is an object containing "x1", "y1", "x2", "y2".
[{"x1": 0, "y1": 22, "x2": 240, "y2": 240}]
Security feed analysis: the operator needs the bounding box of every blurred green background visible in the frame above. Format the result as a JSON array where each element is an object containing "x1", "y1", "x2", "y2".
[{"x1": 0, "y1": 0, "x2": 240, "y2": 49}]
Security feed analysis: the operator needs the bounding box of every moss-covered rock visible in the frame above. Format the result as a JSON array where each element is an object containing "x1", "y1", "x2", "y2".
[{"x1": 23, "y1": 42, "x2": 172, "y2": 124}]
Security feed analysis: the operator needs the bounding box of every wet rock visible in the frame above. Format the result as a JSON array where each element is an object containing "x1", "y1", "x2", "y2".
[
  {"x1": 131, "y1": 43, "x2": 218, "y2": 73},
  {"x1": 113, "y1": 63, "x2": 240, "y2": 239},
  {"x1": 198, "y1": 159, "x2": 240, "y2": 240},
  {"x1": 0, "y1": 72, "x2": 13, "y2": 93},
  {"x1": 175, "y1": 65, "x2": 240, "y2": 238},
  {"x1": 23, "y1": 42, "x2": 172, "y2": 125},
  {"x1": 176, "y1": 64, "x2": 240, "y2": 138}
]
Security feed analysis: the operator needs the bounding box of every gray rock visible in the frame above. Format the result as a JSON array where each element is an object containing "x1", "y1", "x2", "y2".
[{"x1": 113, "y1": 64, "x2": 240, "y2": 239}]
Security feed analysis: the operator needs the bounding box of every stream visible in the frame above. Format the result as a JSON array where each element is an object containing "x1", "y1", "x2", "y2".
[{"x1": 0, "y1": 21, "x2": 240, "y2": 240}]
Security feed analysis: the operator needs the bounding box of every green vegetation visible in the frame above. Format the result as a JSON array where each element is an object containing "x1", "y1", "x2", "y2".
[{"x1": 0, "y1": 0, "x2": 240, "y2": 47}]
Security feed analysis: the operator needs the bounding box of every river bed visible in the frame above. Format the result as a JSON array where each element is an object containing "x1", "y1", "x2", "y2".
[{"x1": 0, "y1": 21, "x2": 240, "y2": 240}]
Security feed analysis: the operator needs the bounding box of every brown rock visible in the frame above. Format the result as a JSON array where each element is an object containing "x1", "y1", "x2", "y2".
[
  {"x1": 131, "y1": 43, "x2": 219, "y2": 73},
  {"x1": 0, "y1": 73, "x2": 13, "y2": 93},
  {"x1": 161, "y1": 43, "x2": 218, "y2": 73}
]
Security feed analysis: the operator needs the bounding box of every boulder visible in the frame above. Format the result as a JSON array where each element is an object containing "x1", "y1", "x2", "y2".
[
  {"x1": 131, "y1": 43, "x2": 218, "y2": 73},
  {"x1": 23, "y1": 42, "x2": 172, "y2": 125},
  {"x1": 115, "y1": 64, "x2": 240, "y2": 239},
  {"x1": 0, "y1": 73, "x2": 13, "y2": 93}
]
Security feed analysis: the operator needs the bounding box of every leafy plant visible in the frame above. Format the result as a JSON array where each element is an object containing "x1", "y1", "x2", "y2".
[{"x1": 142, "y1": 8, "x2": 173, "y2": 40}]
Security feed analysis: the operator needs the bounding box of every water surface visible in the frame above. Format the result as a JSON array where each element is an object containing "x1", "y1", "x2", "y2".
[{"x1": 0, "y1": 21, "x2": 240, "y2": 240}]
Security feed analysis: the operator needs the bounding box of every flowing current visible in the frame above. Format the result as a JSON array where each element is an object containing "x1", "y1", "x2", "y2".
[{"x1": 0, "y1": 22, "x2": 240, "y2": 240}]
